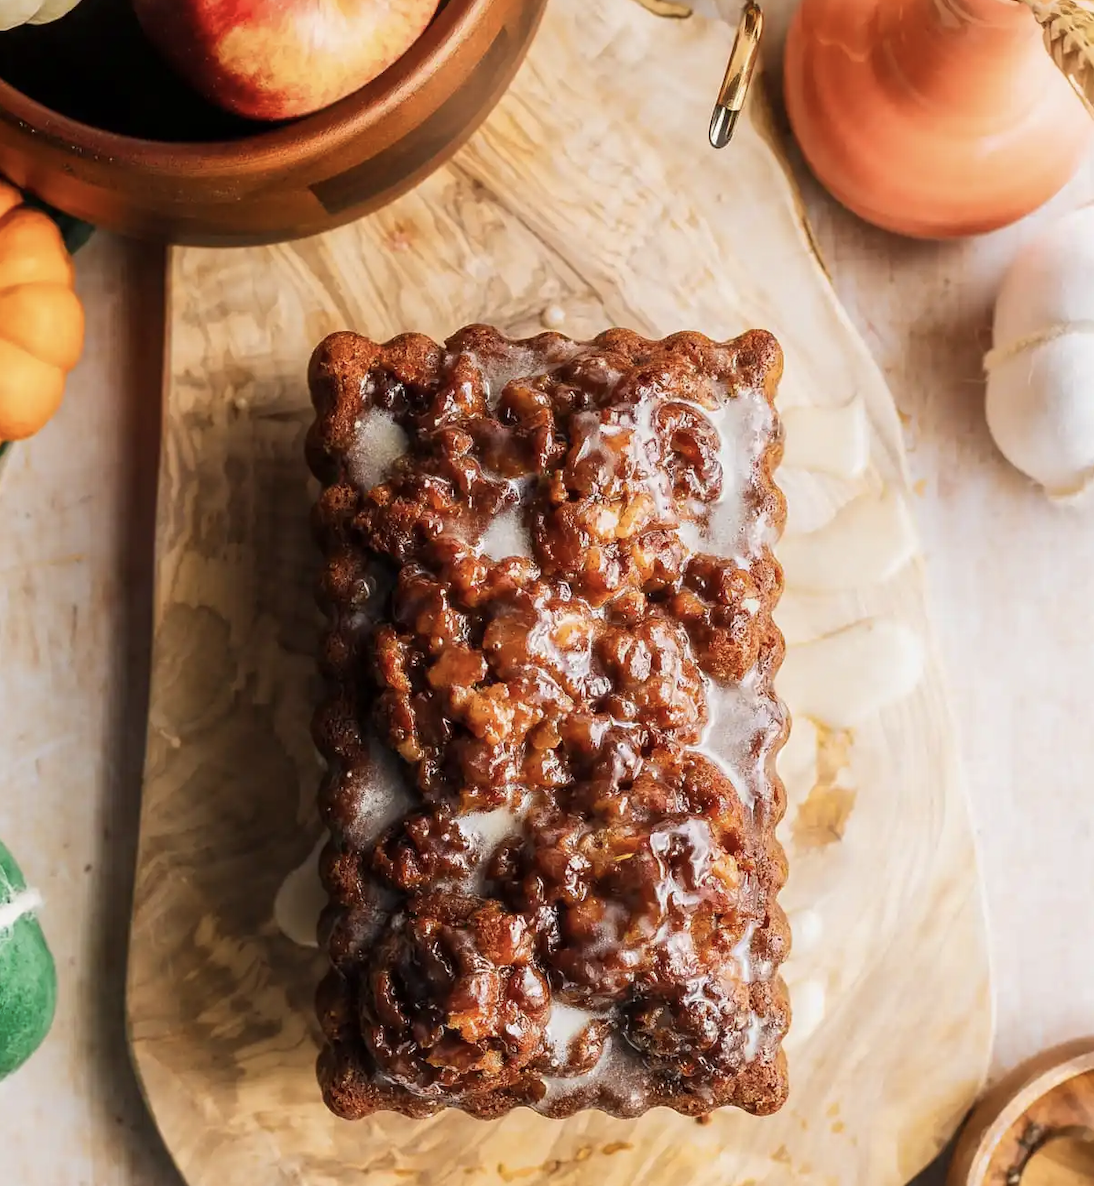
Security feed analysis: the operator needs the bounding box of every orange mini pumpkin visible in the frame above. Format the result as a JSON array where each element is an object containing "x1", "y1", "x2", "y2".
[
  {"x1": 0, "y1": 182, "x2": 85, "y2": 441},
  {"x1": 784, "y1": 0, "x2": 1094, "y2": 238}
]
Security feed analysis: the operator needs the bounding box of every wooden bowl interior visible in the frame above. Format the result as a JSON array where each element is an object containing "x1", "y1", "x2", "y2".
[
  {"x1": 0, "y1": 0, "x2": 451, "y2": 143},
  {"x1": 949, "y1": 1041, "x2": 1094, "y2": 1186}
]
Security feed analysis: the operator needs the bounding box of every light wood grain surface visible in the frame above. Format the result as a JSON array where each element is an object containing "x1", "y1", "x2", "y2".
[
  {"x1": 1, "y1": 2, "x2": 1092, "y2": 1183},
  {"x1": 127, "y1": 0, "x2": 989, "y2": 1181}
]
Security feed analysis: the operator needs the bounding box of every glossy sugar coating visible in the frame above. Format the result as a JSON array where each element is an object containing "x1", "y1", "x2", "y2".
[{"x1": 307, "y1": 325, "x2": 790, "y2": 1120}]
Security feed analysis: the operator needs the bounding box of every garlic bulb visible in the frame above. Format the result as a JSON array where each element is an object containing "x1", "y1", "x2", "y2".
[
  {"x1": 985, "y1": 205, "x2": 1094, "y2": 500},
  {"x1": 0, "y1": 0, "x2": 82, "y2": 30}
]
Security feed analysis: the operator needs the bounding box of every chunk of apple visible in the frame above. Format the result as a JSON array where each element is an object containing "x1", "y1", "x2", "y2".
[{"x1": 131, "y1": 0, "x2": 442, "y2": 121}]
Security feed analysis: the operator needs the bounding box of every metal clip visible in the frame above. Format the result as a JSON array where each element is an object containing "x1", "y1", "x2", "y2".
[{"x1": 709, "y1": 0, "x2": 764, "y2": 149}]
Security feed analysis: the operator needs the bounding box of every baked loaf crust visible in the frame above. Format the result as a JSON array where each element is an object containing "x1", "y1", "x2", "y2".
[{"x1": 307, "y1": 325, "x2": 790, "y2": 1121}]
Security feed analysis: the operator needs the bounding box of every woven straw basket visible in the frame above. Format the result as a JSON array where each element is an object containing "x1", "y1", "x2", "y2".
[{"x1": 1027, "y1": 0, "x2": 1094, "y2": 115}]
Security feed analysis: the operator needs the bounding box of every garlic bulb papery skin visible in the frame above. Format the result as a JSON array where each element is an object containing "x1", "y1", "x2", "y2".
[
  {"x1": 985, "y1": 206, "x2": 1094, "y2": 502},
  {"x1": 0, "y1": 0, "x2": 81, "y2": 30}
]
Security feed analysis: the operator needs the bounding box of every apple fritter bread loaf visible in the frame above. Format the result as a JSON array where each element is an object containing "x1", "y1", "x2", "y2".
[{"x1": 306, "y1": 324, "x2": 790, "y2": 1120}]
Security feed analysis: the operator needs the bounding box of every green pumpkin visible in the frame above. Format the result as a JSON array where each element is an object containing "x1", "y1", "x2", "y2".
[{"x1": 0, "y1": 840, "x2": 56, "y2": 1079}]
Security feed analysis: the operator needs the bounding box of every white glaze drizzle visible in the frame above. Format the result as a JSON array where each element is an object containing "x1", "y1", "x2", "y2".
[
  {"x1": 741, "y1": 1012, "x2": 766, "y2": 1062},
  {"x1": 732, "y1": 920, "x2": 758, "y2": 984},
  {"x1": 683, "y1": 384, "x2": 776, "y2": 556},
  {"x1": 783, "y1": 977, "x2": 826, "y2": 1051},
  {"x1": 461, "y1": 340, "x2": 583, "y2": 410},
  {"x1": 697, "y1": 669, "x2": 781, "y2": 811},
  {"x1": 788, "y1": 907, "x2": 824, "y2": 958},
  {"x1": 779, "y1": 487, "x2": 918, "y2": 592},
  {"x1": 776, "y1": 715, "x2": 818, "y2": 805},
  {"x1": 779, "y1": 619, "x2": 925, "y2": 730},
  {"x1": 455, "y1": 807, "x2": 523, "y2": 851},
  {"x1": 347, "y1": 407, "x2": 408, "y2": 493},
  {"x1": 480, "y1": 503, "x2": 533, "y2": 561},
  {"x1": 545, "y1": 1002, "x2": 601, "y2": 1058},
  {"x1": 273, "y1": 835, "x2": 326, "y2": 949},
  {"x1": 781, "y1": 400, "x2": 869, "y2": 479},
  {"x1": 349, "y1": 742, "x2": 415, "y2": 842}
]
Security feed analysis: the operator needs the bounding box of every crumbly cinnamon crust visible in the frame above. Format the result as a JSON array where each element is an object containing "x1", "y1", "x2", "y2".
[{"x1": 307, "y1": 325, "x2": 790, "y2": 1120}]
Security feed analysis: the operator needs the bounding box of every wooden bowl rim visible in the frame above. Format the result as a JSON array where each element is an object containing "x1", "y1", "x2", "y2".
[
  {"x1": 0, "y1": 0, "x2": 485, "y2": 176},
  {"x1": 949, "y1": 1037, "x2": 1094, "y2": 1186}
]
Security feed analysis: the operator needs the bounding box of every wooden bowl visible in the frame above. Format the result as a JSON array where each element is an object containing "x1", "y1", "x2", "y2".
[
  {"x1": 949, "y1": 1038, "x2": 1094, "y2": 1185},
  {"x1": 0, "y1": 0, "x2": 546, "y2": 245}
]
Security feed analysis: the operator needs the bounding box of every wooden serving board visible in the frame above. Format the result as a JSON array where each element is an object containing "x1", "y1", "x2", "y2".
[{"x1": 127, "y1": 0, "x2": 993, "y2": 1182}]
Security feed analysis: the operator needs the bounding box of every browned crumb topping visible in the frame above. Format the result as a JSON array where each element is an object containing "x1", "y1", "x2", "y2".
[{"x1": 308, "y1": 325, "x2": 790, "y2": 1121}]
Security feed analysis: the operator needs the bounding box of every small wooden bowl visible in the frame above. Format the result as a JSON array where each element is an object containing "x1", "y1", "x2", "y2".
[
  {"x1": 0, "y1": 0, "x2": 546, "y2": 245},
  {"x1": 949, "y1": 1038, "x2": 1094, "y2": 1185}
]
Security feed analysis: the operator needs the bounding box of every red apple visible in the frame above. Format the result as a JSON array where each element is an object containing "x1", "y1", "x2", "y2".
[{"x1": 131, "y1": 0, "x2": 442, "y2": 121}]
